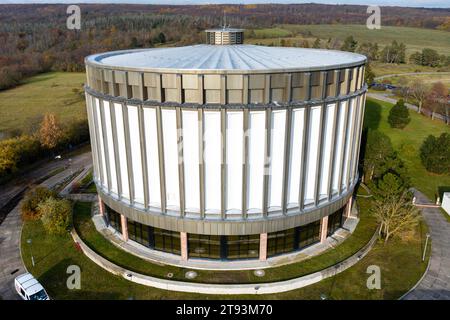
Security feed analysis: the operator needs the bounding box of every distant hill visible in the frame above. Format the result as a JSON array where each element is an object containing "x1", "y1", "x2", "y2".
[{"x1": 0, "y1": 3, "x2": 449, "y2": 30}]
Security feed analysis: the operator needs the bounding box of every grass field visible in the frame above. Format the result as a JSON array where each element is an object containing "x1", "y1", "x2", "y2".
[
  {"x1": 379, "y1": 73, "x2": 450, "y2": 87},
  {"x1": 278, "y1": 24, "x2": 450, "y2": 56},
  {"x1": 370, "y1": 62, "x2": 442, "y2": 77},
  {"x1": 0, "y1": 72, "x2": 86, "y2": 135},
  {"x1": 364, "y1": 98, "x2": 450, "y2": 199}
]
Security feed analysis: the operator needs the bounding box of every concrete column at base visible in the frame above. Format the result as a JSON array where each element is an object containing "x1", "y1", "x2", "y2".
[
  {"x1": 120, "y1": 214, "x2": 128, "y2": 242},
  {"x1": 320, "y1": 216, "x2": 329, "y2": 243},
  {"x1": 259, "y1": 233, "x2": 268, "y2": 261},
  {"x1": 98, "y1": 195, "x2": 105, "y2": 216},
  {"x1": 180, "y1": 232, "x2": 188, "y2": 261},
  {"x1": 344, "y1": 196, "x2": 353, "y2": 218}
]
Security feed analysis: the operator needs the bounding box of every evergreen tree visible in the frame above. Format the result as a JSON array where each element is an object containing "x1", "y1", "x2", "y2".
[
  {"x1": 388, "y1": 99, "x2": 411, "y2": 129},
  {"x1": 420, "y1": 133, "x2": 450, "y2": 174},
  {"x1": 341, "y1": 35, "x2": 358, "y2": 52}
]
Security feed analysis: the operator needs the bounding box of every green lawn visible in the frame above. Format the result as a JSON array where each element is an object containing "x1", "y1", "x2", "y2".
[
  {"x1": 0, "y1": 72, "x2": 87, "y2": 134},
  {"x1": 73, "y1": 197, "x2": 378, "y2": 284},
  {"x1": 21, "y1": 199, "x2": 429, "y2": 300},
  {"x1": 279, "y1": 24, "x2": 450, "y2": 56},
  {"x1": 378, "y1": 73, "x2": 450, "y2": 88},
  {"x1": 364, "y1": 98, "x2": 450, "y2": 199}
]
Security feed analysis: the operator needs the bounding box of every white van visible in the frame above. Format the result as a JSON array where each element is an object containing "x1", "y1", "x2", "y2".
[{"x1": 14, "y1": 273, "x2": 50, "y2": 300}]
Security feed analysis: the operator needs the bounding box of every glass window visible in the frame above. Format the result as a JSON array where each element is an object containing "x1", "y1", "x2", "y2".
[
  {"x1": 152, "y1": 227, "x2": 181, "y2": 255},
  {"x1": 106, "y1": 207, "x2": 121, "y2": 234},
  {"x1": 226, "y1": 235, "x2": 260, "y2": 260},
  {"x1": 188, "y1": 234, "x2": 222, "y2": 259},
  {"x1": 267, "y1": 228, "x2": 295, "y2": 257},
  {"x1": 327, "y1": 209, "x2": 344, "y2": 236},
  {"x1": 298, "y1": 221, "x2": 320, "y2": 249},
  {"x1": 127, "y1": 219, "x2": 151, "y2": 248}
]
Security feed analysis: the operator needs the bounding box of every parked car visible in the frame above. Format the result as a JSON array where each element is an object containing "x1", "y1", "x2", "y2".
[{"x1": 14, "y1": 273, "x2": 50, "y2": 300}]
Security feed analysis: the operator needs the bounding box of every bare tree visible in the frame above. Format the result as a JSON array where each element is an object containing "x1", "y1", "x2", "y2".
[
  {"x1": 409, "y1": 79, "x2": 427, "y2": 113},
  {"x1": 371, "y1": 191, "x2": 420, "y2": 243}
]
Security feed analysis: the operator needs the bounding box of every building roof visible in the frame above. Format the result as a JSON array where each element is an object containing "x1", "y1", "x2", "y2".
[{"x1": 86, "y1": 44, "x2": 366, "y2": 74}]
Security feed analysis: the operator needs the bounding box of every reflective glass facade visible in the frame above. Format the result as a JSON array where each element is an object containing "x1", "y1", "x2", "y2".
[
  {"x1": 106, "y1": 207, "x2": 121, "y2": 234},
  {"x1": 105, "y1": 205, "x2": 344, "y2": 260},
  {"x1": 267, "y1": 220, "x2": 321, "y2": 258},
  {"x1": 327, "y1": 209, "x2": 344, "y2": 236}
]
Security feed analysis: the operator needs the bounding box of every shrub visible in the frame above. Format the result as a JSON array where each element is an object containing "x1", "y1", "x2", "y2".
[
  {"x1": 21, "y1": 186, "x2": 58, "y2": 221},
  {"x1": 388, "y1": 99, "x2": 411, "y2": 129},
  {"x1": 420, "y1": 133, "x2": 450, "y2": 174},
  {"x1": 39, "y1": 197, "x2": 72, "y2": 234},
  {"x1": 0, "y1": 135, "x2": 44, "y2": 178}
]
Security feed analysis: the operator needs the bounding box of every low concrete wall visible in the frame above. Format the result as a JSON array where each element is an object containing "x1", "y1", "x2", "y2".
[{"x1": 70, "y1": 227, "x2": 379, "y2": 295}]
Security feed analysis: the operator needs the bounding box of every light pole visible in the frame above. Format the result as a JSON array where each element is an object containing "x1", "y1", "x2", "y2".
[
  {"x1": 422, "y1": 233, "x2": 430, "y2": 262},
  {"x1": 27, "y1": 238, "x2": 35, "y2": 267}
]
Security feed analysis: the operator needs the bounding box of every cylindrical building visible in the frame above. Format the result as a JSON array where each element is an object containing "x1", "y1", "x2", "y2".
[{"x1": 84, "y1": 28, "x2": 367, "y2": 263}]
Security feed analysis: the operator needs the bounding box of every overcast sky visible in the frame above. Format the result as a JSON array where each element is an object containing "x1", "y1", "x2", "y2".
[{"x1": 0, "y1": 1, "x2": 448, "y2": 9}]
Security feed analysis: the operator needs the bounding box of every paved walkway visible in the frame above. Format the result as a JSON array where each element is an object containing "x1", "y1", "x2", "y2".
[
  {"x1": 403, "y1": 190, "x2": 450, "y2": 300},
  {"x1": 0, "y1": 152, "x2": 92, "y2": 300}
]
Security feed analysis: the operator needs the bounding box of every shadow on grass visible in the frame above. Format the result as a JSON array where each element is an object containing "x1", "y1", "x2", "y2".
[
  {"x1": 21, "y1": 73, "x2": 56, "y2": 86},
  {"x1": 364, "y1": 99, "x2": 382, "y2": 130}
]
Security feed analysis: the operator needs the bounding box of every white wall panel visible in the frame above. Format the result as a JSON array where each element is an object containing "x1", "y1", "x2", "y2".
[
  {"x1": 114, "y1": 103, "x2": 129, "y2": 201},
  {"x1": 350, "y1": 97, "x2": 363, "y2": 182},
  {"x1": 128, "y1": 105, "x2": 145, "y2": 205},
  {"x1": 268, "y1": 109, "x2": 286, "y2": 210},
  {"x1": 86, "y1": 96, "x2": 100, "y2": 183},
  {"x1": 103, "y1": 101, "x2": 118, "y2": 195},
  {"x1": 94, "y1": 98, "x2": 108, "y2": 189},
  {"x1": 247, "y1": 110, "x2": 265, "y2": 213},
  {"x1": 203, "y1": 111, "x2": 222, "y2": 213},
  {"x1": 332, "y1": 101, "x2": 347, "y2": 194},
  {"x1": 161, "y1": 109, "x2": 180, "y2": 210},
  {"x1": 287, "y1": 108, "x2": 305, "y2": 207},
  {"x1": 143, "y1": 107, "x2": 161, "y2": 207},
  {"x1": 226, "y1": 111, "x2": 243, "y2": 213},
  {"x1": 342, "y1": 98, "x2": 356, "y2": 190},
  {"x1": 319, "y1": 103, "x2": 336, "y2": 198},
  {"x1": 304, "y1": 106, "x2": 321, "y2": 205},
  {"x1": 182, "y1": 110, "x2": 200, "y2": 212}
]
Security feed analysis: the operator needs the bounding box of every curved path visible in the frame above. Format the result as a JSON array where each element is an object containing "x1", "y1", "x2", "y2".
[
  {"x1": 374, "y1": 71, "x2": 450, "y2": 81},
  {"x1": 403, "y1": 190, "x2": 450, "y2": 300}
]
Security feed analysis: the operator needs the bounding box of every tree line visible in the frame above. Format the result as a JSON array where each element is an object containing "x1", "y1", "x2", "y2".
[{"x1": 1, "y1": 3, "x2": 450, "y2": 90}]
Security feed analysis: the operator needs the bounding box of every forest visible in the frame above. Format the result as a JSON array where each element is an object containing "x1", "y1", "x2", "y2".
[{"x1": 0, "y1": 3, "x2": 449, "y2": 90}]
